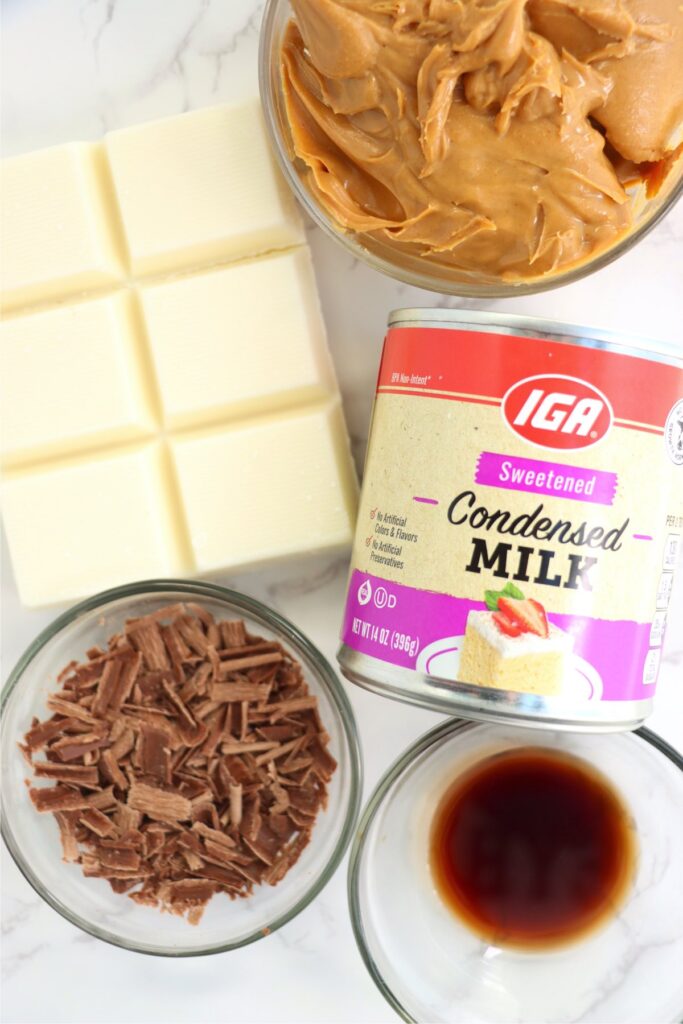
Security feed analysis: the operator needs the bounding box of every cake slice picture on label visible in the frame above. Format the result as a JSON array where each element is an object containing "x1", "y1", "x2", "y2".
[{"x1": 458, "y1": 584, "x2": 574, "y2": 696}]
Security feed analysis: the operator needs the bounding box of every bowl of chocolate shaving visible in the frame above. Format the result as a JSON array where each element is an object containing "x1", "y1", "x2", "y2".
[{"x1": 1, "y1": 580, "x2": 361, "y2": 955}]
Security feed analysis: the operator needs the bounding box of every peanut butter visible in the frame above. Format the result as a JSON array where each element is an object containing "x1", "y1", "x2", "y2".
[{"x1": 281, "y1": 0, "x2": 683, "y2": 282}]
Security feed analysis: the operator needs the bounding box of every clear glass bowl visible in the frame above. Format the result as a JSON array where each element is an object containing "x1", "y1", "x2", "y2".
[
  {"x1": 259, "y1": 0, "x2": 683, "y2": 298},
  {"x1": 349, "y1": 719, "x2": 683, "y2": 1023},
  {"x1": 1, "y1": 579, "x2": 362, "y2": 956}
]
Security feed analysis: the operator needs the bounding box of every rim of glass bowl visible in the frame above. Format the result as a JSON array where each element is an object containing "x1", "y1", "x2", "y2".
[
  {"x1": 258, "y1": 0, "x2": 683, "y2": 299},
  {"x1": 1, "y1": 578, "x2": 363, "y2": 957},
  {"x1": 347, "y1": 717, "x2": 683, "y2": 1024}
]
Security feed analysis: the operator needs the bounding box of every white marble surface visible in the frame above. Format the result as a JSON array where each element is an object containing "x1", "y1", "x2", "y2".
[{"x1": 1, "y1": 3, "x2": 682, "y2": 1022}]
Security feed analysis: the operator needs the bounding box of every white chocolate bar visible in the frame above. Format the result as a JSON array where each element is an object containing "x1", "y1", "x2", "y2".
[{"x1": 1, "y1": 101, "x2": 357, "y2": 607}]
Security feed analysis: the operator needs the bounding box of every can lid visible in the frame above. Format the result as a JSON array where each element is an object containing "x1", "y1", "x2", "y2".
[{"x1": 388, "y1": 308, "x2": 682, "y2": 367}]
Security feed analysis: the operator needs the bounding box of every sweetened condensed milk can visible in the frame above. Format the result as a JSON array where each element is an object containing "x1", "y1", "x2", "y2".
[{"x1": 339, "y1": 310, "x2": 683, "y2": 730}]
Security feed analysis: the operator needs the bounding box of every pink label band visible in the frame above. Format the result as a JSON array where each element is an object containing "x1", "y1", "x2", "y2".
[{"x1": 341, "y1": 570, "x2": 659, "y2": 702}]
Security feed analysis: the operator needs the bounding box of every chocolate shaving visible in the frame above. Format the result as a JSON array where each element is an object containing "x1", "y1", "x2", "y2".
[
  {"x1": 30, "y1": 785, "x2": 115, "y2": 813},
  {"x1": 45, "y1": 696, "x2": 101, "y2": 726},
  {"x1": 58, "y1": 660, "x2": 80, "y2": 684},
  {"x1": 24, "y1": 716, "x2": 71, "y2": 752},
  {"x1": 33, "y1": 762, "x2": 100, "y2": 787},
  {"x1": 289, "y1": 786, "x2": 322, "y2": 816},
  {"x1": 50, "y1": 732, "x2": 109, "y2": 762},
  {"x1": 221, "y1": 741, "x2": 279, "y2": 756},
  {"x1": 124, "y1": 605, "x2": 186, "y2": 630},
  {"x1": 229, "y1": 784, "x2": 243, "y2": 828},
  {"x1": 257, "y1": 724, "x2": 301, "y2": 742},
  {"x1": 21, "y1": 604, "x2": 334, "y2": 923},
  {"x1": 209, "y1": 682, "x2": 271, "y2": 703},
  {"x1": 137, "y1": 725, "x2": 171, "y2": 783},
  {"x1": 173, "y1": 615, "x2": 211, "y2": 656},
  {"x1": 54, "y1": 812, "x2": 80, "y2": 862},
  {"x1": 254, "y1": 737, "x2": 303, "y2": 766},
  {"x1": 179, "y1": 662, "x2": 211, "y2": 703},
  {"x1": 79, "y1": 807, "x2": 116, "y2": 837},
  {"x1": 217, "y1": 652, "x2": 283, "y2": 676},
  {"x1": 127, "y1": 622, "x2": 170, "y2": 672},
  {"x1": 267, "y1": 697, "x2": 319, "y2": 721},
  {"x1": 186, "y1": 604, "x2": 221, "y2": 648},
  {"x1": 160, "y1": 624, "x2": 192, "y2": 683},
  {"x1": 92, "y1": 652, "x2": 141, "y2": 718},
  {"x1": 220, "y1": 620, "x2": 247, "y2": 648},
  {"x1": 127, "y1": 782, "x2": 192, "y2": 823},
  {"x1": 168, "y1": 878, "x2": 217, "y2": 905},
  {"x1": 113, "y1": 803, "x2": 142, "y2": 833},
  {"x1": 98, "y1": 845, "x2": 141, "y2": 872},
  {"x1": 194, "y1": 863, "x2": 247, "y2": 892},
  {"x1": 192, "y1": 821, "x2": 236, "y2": 848},
  {"x1": 240, "y1": 794, "x2": 261, "y2": 842},
  {"x1": 100, "y1": 748, "x2": 129, "y2": 790}
]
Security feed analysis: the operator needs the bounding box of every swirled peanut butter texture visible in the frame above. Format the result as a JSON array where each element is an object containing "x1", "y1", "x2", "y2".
[{"x1": 281, "y1": 0, "x2": 683, "y2": 281}]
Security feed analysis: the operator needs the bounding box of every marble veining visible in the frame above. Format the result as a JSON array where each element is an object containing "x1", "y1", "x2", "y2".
[{"x1": 2, "y1": 1, "x2": 682, "y2": 1022}]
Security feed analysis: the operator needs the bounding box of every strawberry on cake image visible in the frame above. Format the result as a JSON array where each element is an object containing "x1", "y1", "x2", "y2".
[{"x1": 458, "y1": 584, "x2": 573, "y2": 697}]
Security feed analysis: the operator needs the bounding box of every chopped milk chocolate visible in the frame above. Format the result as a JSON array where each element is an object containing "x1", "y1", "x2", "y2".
[{"x1": 22, "y1": 603, "x2": 336, "y2": 923}]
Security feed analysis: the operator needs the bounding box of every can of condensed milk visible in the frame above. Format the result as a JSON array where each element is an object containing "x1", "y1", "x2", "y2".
[{"x1": 338, "y1": 310, "x2": 683, "y2": 731}]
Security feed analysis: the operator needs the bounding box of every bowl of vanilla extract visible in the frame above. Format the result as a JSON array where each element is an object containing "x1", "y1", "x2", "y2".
[{"x1": 349, "y1": 720, "x2": 683, "y2": 1024}]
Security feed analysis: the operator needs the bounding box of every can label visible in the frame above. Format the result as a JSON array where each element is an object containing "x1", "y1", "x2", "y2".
[{"x1": 341, "y1": 327, "x2": 683, "y2": 703}]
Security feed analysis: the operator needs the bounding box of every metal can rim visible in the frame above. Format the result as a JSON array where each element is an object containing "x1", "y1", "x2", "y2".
[
  {"x1": 337, "y1": 644, "x2": 651, "y2": 733},
  {"x1": 388, "y1": 307, "x2": 682, "y2": 368}
]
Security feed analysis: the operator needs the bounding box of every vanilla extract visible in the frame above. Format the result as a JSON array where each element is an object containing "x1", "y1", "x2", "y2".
[{"x1": 430, "y1": 748, "x2": 636, "y2": 950}]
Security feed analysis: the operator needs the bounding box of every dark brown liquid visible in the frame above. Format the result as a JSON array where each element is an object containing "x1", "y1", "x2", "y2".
[{"x1": 430, "y1": 748, "x2": 636, "y2": 950}]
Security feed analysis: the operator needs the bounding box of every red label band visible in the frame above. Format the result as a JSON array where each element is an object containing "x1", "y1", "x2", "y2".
[{"x1": 378, "y1": 327, "x2": 682, "y2": 431}]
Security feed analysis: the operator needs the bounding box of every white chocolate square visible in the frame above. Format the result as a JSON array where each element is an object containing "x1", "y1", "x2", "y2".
[
  {"x1": 0, "y1": 293, "x2": 157, "y2": 468},
  {"x1": 105, "y1": 102, "x2": 304, "y2": 277},
  {"x1": 170, "y1": 403, "x2": 358, "y2": 573},
  {"x1": 1, "y1": 444, "x2": 187, "y2": 607},
  {"x1": 0, "y1": 143, "x2": 124, "y2": 313},
  {"x1": 139, "y1": 249, "x2": 334, "y2": 429}
]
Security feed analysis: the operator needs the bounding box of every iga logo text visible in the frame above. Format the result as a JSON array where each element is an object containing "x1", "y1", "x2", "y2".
[{"x1": 502, "y1": 374, "x2": 613, "y2": 450}]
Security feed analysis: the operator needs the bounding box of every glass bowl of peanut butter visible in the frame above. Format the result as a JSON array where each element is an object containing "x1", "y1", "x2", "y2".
[{"x1": 259, "y1": 0, "x2": 683, "y2": 297}]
